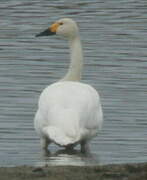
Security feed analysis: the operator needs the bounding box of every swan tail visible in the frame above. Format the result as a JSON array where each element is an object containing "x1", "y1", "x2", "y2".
[{"x1": 43, "y1": 126, "x2": 76, "y2": 146}]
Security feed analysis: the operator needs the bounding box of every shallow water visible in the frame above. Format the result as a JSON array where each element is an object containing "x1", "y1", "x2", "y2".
[{"x1": 0, "y1": 0, "x2": 147, "y2": 167}]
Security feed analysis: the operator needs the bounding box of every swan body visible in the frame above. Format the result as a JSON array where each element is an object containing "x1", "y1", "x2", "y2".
[{"x1": 35, "y1": 18, "x2": 103, "y2": 152}]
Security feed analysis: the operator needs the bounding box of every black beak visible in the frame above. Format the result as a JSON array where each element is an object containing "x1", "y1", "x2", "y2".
[{"x1": 36, "y1": 28, "x2": 56, "y2": 37}]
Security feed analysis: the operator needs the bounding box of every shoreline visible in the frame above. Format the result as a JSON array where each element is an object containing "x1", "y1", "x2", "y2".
[{"x1": 0, "y1": 162, "x2": 147, "y2": 180}]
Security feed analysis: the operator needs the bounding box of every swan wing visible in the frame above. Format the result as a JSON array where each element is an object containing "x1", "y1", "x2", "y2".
[{"x1": 35, "y1": 81, "x2": 103, "y2": 145}]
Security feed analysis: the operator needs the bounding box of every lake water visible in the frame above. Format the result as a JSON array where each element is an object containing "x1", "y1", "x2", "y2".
[{"x1": 0, "y1": 0, "x2": 147, "y2": 167}]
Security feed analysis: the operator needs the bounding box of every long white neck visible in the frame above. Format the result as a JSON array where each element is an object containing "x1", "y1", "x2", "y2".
[{"x1": 62, "y1": 35, "x2": 83, "y2": 81}]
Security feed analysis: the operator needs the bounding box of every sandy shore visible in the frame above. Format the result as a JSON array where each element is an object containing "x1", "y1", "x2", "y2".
[{"x1": 0, "y1": 163, "x2": 147, "y2": 180}]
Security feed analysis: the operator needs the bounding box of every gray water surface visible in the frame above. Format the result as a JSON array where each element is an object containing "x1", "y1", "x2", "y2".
[{"x1": 0, "y1": 0, "x2": 147, "y2": 166}]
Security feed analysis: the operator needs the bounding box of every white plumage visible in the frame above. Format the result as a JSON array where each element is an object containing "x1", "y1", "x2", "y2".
[{"x1": 35, "y1": 18, "x2": 103, "y2": 152}]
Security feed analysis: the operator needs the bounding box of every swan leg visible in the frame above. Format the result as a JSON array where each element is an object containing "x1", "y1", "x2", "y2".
[
  {"x1": 40, "y1": 138, "x2": 51, "y2": 156},
  {"x1": 80, "y1": 140, "x2": 90, "y2": 154},
  {"x1": 40, "y1": 137, "x2": 50, "y2": 150}
]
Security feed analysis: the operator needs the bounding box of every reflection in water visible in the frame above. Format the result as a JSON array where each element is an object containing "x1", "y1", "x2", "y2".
[{"x1": 38, "y1": 148, "x2": 99, "y2": 166}]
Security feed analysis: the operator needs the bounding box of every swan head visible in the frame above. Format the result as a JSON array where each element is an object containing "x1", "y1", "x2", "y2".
[{"x1": 36, "y1": 18, "x2": 79, "y2": 39}]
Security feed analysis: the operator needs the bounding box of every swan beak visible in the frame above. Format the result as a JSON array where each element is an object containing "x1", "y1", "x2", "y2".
[
  {"x1": 36, "y1": 23, "x2": 60, "y2": 37},
  {"x1": 36, "y1": 28, "x2": 56, "y2": 37}
]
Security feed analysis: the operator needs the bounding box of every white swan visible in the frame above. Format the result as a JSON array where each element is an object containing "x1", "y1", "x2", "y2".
[{"x1": 35, "y1": 18, "x2": 103, "y2": 153}]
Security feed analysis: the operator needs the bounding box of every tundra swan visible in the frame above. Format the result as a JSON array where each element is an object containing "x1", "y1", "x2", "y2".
[{"x1": 35, "y1": 18, "x2": 103, "y2": 153}]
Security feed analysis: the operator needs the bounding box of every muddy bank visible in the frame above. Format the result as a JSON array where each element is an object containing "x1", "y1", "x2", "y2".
[{"x1": 0, "y1": 163, "x2": 147, "y2": 180}]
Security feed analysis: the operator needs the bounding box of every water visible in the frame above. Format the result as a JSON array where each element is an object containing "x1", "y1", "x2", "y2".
[{"x1": 0, "y1": 0, "x2": 147, "y2": 167}]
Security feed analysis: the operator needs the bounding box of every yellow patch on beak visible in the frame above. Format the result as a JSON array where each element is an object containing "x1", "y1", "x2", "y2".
[{"x1": 50, "y1": 23, "x2": 60, "y2": 33}]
